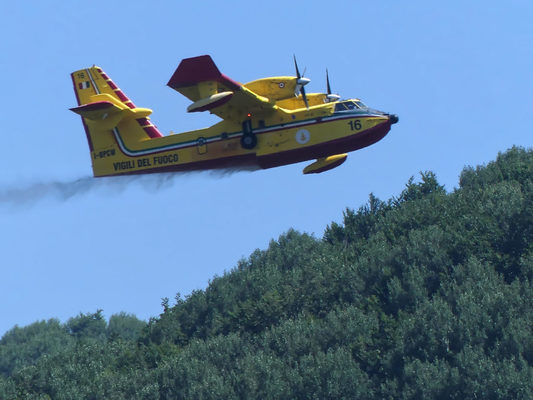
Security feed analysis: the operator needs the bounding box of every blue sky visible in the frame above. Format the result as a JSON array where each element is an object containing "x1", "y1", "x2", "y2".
[{"x1": 1, "y1": 1, "x2": 531, "y2": 336}]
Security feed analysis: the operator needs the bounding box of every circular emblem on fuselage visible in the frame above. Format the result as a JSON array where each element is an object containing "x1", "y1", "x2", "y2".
[
  {"x1": 279, "y1": 82, "x2": 285, "y2": 88},
  {"x1": 295, "y1": 129, "x2": 310, "y2": 144}
]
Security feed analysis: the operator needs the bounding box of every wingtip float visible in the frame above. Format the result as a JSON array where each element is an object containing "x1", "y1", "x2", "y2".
[{"x1": 70, "y1": 55, "x2": 398, "y2": 177}]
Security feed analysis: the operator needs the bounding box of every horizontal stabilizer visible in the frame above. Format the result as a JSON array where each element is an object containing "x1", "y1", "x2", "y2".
[
  {"x1": 303, "y1": 154, "x2": 347, "y2": 174},
  {"x1": 70, "y1": 98, "x2": 152, "y2": 131},
  {"x1": 70, "y1": 101, "x2": 123, "y2": 120}
]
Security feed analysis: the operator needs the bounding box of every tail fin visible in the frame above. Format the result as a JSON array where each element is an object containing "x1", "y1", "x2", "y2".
[{"x1": 70, "y1": 66, "x2": 163, "y2": 176}]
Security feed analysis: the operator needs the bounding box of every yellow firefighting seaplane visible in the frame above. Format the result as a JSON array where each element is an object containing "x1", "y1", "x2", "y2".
[{"x1": 70, "y1": 55, "x2": 398, "y2": 177}]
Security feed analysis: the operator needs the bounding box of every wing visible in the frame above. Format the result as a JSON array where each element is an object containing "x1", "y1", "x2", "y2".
[{"x1": 167, "y1": 55, "x2": 282, "y2": 122}]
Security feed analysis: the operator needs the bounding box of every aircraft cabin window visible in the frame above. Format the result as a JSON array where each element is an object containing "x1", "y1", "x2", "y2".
[
  {"x1": 344, "y1": 102, "x2": 356, "y2": 110},
  {"x1": 335, "y1": 103, "x2": 348, "y2": 112},
  {"x1": 354, "y1": 100, "x2": 367, "y2": 109}
]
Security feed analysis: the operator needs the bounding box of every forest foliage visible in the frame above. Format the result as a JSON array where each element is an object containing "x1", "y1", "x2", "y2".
[{"x1": 1, "y1": 147, "x2": 532, "y2": 399}]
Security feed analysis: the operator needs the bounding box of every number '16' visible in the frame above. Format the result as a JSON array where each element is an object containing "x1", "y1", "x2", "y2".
[{"x1": 348, "y1": 120, "x2": 362, "y2": 131}]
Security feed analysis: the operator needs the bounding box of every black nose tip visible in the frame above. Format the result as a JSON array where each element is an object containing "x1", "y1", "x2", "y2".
[{"x1": 389, "y1": 114, "x2": 399, "y2": 124}]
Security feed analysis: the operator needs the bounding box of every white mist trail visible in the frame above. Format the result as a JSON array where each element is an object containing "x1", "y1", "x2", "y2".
[
  {"x1": 0, "y1": 168, "x2": 256, "y2": 207},
  {"x1": 0, "y1": 176, "x2": 124, "y2": 206}
]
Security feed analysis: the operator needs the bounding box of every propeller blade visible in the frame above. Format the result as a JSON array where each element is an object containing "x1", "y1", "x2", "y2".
[
  {"x1": 294, "y1": 55, "x2": 301, "y2": 79},
  {"x1": 301, "y1": 85, "x2": 309, "y2": 109},
  {"x1": 325, "y1": 68, "x2": 340, "y2": 102},
  {"x1": 294, "y1": 55, "x2": 310, "y2": 109}
]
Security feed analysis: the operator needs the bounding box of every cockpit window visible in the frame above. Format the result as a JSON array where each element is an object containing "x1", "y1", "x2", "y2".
[
  {"x1": 354, "y1": 100, "x2": 367, "y2": 109},
  {"x1": 335, "y1": 100, "x2": 369, "y2": 113},
  {"x1": 344, "y1": 102, "x2": 357, "y2": 110},
  {"x1": 335, "y1": 103, "x2": 347, "y2": 112}
]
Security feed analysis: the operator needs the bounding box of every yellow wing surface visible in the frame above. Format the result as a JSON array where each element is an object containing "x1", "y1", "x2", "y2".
[{"x1": 167, "y1": 55, "x2": 287, "y2": 121}]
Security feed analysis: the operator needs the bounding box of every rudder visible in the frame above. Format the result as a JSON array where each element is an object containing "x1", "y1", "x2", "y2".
[{"x1": 71, "y1": 66, "x2": 163, "y2": 176}]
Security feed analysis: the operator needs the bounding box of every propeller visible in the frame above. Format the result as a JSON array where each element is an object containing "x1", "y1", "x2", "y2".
[
  {"x1": 325, "y1": 68, "x2": 340, "y2": 102},
  {"x1": 293, "y1": 55, "x2": 310, "y2": 109}
]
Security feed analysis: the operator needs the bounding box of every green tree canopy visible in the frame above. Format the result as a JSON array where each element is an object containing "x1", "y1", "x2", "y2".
[{"x1": 1, "y1": 146, "x2": 532, "y2": 399}]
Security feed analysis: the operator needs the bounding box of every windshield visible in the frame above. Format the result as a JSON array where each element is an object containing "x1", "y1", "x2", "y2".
[
  {"x1": 353, "y1": 100, "x2": 367, "y2": 109},
  {"x1": 334, "y1": 100, "x2": 367, "y2": 112}
]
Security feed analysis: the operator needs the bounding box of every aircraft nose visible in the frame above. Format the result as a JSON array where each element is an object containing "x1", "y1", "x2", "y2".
[{"x1": 389, "y1": 114, "x2": 399, "y2": 124}]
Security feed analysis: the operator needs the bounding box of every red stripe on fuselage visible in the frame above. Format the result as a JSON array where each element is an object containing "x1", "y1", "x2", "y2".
[
  {"x1": 96, "y1": 153, "x2": 259, "y2": 177},
  {"x1": 112, "y1": 115, "x2": 388, "y2": 157},
  {"x1": 137, "y1": 118, "x2": 151, "y2": 127},
  {"x1": 114, "y1": 90, "x2": 132, "y2": 105},
  {"x1": 108, "y1": 117, "x2": 390, "y2": 174},
  {"x1": 144, "y1": 125, "x2": 164, "y2": 139},
  {"x1": 257, "y1": 120, "x2": 391, "y2": 169}
]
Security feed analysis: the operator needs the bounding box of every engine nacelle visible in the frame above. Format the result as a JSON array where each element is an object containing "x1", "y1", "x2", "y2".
[
  {"x1": 187, "y1": 91, "x2": 234, "y2": 113},
  {"x1": 244, "y1": 77, "x2": 304, "y2": 101}
]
